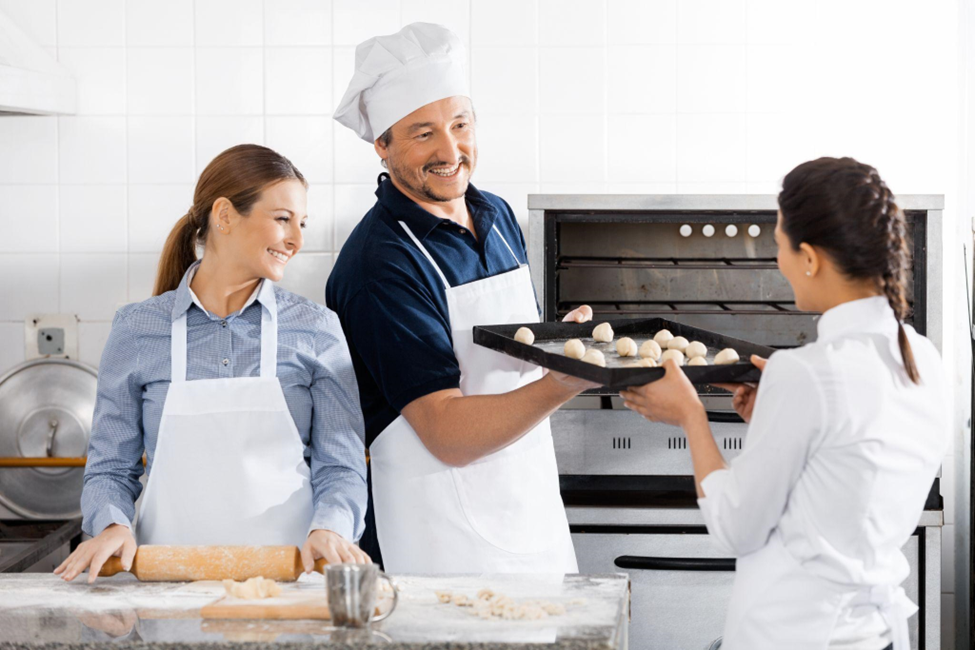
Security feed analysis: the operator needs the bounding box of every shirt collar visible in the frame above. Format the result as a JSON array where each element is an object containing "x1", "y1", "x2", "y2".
[
  {"x1": 375, "y1": 174, "x2": 500, "y2": 241},
  {"x1": 171, "y1": 260, "x2": 277, "y2": 322},
  {"x1": 815, "y1": 296, "x2": 899, "y2": 344}
]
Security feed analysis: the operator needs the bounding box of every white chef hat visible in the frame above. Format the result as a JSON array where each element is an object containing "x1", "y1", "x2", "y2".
[{"x1": 333, "y1": 22, "x2": 470, "y2": 143}]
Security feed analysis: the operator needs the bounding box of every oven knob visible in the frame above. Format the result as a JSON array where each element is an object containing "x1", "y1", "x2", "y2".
[
  {"x1": 680, "y1": 224, "x2": 693, "y2": 237},
  {"x1": 748, "y1": 224, "x2": 761, "y2": 237},
  {"x1": 702, "y1": 224, "x2": 715, "y2": 237},
  {"x1": 725, "y1": 225, "x2": 738, "y2": 237}
]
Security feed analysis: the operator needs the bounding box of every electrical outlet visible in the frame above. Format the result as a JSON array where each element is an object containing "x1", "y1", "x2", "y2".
[{"x1": 25, "y1": 314, "x2": 79, "y2": 360}]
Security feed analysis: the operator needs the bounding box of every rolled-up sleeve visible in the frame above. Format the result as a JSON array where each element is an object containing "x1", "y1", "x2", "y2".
[
  {"x1": 344, "y1": 277, "x2": 460, "y2": 412},
  {"x1": 697, "y1": 353, "x2": 824, "y2": 556},
  {"x1": 307, "y1": 311, "x2": 368, "y2": 542},
  {"x1": 81, "y1": 310, "x2": 147, "y2": 537}
]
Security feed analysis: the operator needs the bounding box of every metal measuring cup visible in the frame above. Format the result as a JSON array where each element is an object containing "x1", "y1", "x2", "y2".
[{"x1": 325, "y1": 563, "x2": 398, "y2": 627}]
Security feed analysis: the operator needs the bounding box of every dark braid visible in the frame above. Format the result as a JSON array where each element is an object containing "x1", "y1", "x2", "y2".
[
  {"x1": 778, "y1": 157, "x2": 920, "y2": 384},
  {"x1": 869, "y1": 174, "x2": 919, "y2": 383}
]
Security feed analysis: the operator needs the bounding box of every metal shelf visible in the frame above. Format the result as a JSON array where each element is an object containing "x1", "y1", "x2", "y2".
[{"x1": 558, "y1": 256, "x2": 779, "y2": 271}]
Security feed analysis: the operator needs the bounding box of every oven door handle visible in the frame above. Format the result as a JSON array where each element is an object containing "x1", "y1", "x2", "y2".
[
  {"x1": 706, "y1": 411, "x2": 744, "y2": 424},
  {"x1": 614, "y1": 555, "x2": 736, "y2": 572}
]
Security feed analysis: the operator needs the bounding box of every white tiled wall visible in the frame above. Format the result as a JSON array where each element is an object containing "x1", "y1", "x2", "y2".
[{"x1": 0, "y1": 0, "x2": 969, "y2": 644}]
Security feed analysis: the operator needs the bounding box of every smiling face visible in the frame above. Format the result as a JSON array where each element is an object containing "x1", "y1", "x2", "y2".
[
  {"x1": 215, "y1": 179, "x2": 307, "y2": 283},
  {"x1": 375, "y1": 96, "x2": 477, "y2": 203}
]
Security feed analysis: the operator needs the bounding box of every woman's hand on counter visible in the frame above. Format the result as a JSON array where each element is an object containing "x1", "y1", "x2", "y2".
[
  {"x1": 301, "y1": 529, "x2": 371, "y2": 570},
  {"x1": 619, "y1": 358, "x2": 704, "y2": 427},
  {"x1": 54, "y1": 523, "x2": 136, "y2": 584},
  {"x1": 712, "y1": 355, "x2": 767, "y2": 423}
]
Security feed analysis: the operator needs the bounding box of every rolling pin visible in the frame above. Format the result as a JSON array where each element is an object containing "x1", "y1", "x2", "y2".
[{"x1": 99, "y1": 545, "x2": 328, "y2": 582}]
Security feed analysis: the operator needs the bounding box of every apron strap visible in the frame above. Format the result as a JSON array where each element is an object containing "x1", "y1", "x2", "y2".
[
  {"x1": 171, "y1": 313, "x2": 188, "y2": 383},
  {"x1": 849, "y1": 585, "x2": 917, "y2": 650},
  {"x1": 170, "y1": 283, "x2": 279, "y2": 382},
  {"x1": 398, "y1": 221, "x2": 451, "y2": 291},
  {"x1": 260, "y1": 303, "x2": 278, "y2": 379},
  {"x1": 491, "y1": 225, "x2": 523, "y2": 267}
]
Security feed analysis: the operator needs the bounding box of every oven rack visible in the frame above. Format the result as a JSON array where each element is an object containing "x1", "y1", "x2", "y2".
[
  {"x1": 557, "y1": 255, "x2": 780, "y2": 270},
  {"x1": 558, "y1": 300, "x2": 805, "y2": 317}
]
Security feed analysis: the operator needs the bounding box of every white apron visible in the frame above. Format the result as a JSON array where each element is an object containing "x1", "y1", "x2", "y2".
[
  {"x1": 369, "y1": 221, "x2": 577, "y2": 574},
  {"x1": 722, "y1": 531, "x2": 915, "y2": 650},
  {"x1": 136, "y1": 287, "x2": 314, "y2": 546}
]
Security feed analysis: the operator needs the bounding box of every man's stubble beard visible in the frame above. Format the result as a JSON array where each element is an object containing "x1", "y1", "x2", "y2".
[{"x1": 387, "y1": 153, "x2": 476, "y2": 203}]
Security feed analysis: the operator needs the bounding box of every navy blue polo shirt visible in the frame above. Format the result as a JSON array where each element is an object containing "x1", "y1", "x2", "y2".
[{"x1": 325, "y1": 176, "x2": 533, "y2": 447}]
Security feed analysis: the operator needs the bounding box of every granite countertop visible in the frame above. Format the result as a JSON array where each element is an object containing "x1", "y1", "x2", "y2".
[{"x1": 0, "y1": 573, "x2": 629, "y2": 650}]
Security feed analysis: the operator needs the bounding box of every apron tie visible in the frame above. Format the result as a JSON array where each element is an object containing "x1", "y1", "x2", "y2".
[{"x1": 849, "y1": 585, "x2": 917, "y2": 650}]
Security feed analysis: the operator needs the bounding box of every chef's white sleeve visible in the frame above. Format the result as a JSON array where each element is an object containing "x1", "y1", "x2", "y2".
[{"x1": 697, "y1": 352, "x2": 826, "y2": 556}]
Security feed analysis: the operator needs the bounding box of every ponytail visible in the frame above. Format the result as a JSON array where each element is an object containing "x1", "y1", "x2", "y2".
[
  {"x1": 778, "y1": 157, "x2": 920, "y2": 384},
  {"x1": 151, "y1": 144, "x2": 306, "y2": 297},
  {"x1": 154, "y1": 211, "x2": 204, "y2": 296}
]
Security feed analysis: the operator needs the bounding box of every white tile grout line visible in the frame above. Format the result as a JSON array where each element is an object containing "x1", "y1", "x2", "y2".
[
  {"x1": 54, "y1": 0, "x2": 61, "y2": 315},
  {"x1": 331, "y1": 0, "x2": 337, "y2": 258}
]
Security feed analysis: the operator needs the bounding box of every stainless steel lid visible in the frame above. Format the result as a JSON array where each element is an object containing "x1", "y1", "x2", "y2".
[{"x1": 0, "y1": 358, "x2": 96, "y2": 519}]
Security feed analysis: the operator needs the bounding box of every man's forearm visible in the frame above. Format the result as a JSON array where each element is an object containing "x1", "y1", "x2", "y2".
[{"x1": 403, "y1": 373, "x2": 580, "y2": 467}]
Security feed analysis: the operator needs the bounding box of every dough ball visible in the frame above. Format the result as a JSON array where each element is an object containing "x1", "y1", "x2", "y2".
[
  {"x1": 653, "y1": 329, "x2": 674, "y2": 346},
  {"x1": 685, "y1": 341, "x2": 708, "y2": 359},
  {"x1": 616, "y1": 337, "x2": 638, "y2": 357},
  {"x1": 592, "y1": 322, "x2": 614, "y2": 343},
  {"x1": 223, "y1": 577, "x2": 281, "y2": 600},
  {"x1": 660, "y1": 349, "x2": 685, "y2": 366},
  {"x1": 714, "y1": 348, "x2": 740, "y2": 365},
  {"x1": 564, "y1": 339, "x2": 586, "y2": 359},
  {"x1": 687, "y1": 356, "x2": 708, "y2": 366},
  {"x1": 667, "y1": 336, "x2": 689, "y2": 352},
  {"x1": 514, "y1": 327, "x2": 535, "y2": 345},
  {"x1": 638, "y1": 340, "x2": 661, "y2": 360},
  {"x1": 581, "y1": 349, "x2": 606, "y2": 367},
  {"x1": 624, "y1": 358, "x2": 657, "y2": 368}
]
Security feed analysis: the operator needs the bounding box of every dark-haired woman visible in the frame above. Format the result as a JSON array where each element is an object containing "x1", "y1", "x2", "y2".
[
  {"x1": 620, "y1": 157, "x2": 948, "y2": 650},
  {"x1": 56, "y1": 145, "x2": 370, "y2": 583}
]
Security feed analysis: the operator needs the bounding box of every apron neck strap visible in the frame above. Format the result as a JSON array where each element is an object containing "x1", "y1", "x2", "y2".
[
  {"x1": 170, "y1": 293, "x2": 279, "y2": 382},
  {"x1": 398, "y1": 221, "x2": 451, "y2": 290},
  {"x1": 397, "y1": 221, "x2": 524, "y2": 291},
  {"x1": 490, "y1": 224, "x2": 522, "y2": 267}
]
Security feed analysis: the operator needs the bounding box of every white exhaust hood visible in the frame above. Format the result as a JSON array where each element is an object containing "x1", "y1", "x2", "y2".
[{"x1": 0, "y1": 9, "x2": 76, "y2": 115}]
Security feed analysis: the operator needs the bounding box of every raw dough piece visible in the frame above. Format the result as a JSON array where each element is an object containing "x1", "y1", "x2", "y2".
[
  {"x1": 581, "y1": 349, "x2": 606, "y2": 367},
  {"x1": 514, "y1": 327, "x2": 535, "y2": 345},
  {"x1": 688, "y1": 356, "x2": 708, "y2": 366},
  {"x1": 667, "y1": 336, "x2": 689, "y2": 353},
  {"x1": 222, "y1": 577, "x2": 282, "y2": 600},
  {"x1": 685, "y1": 341, "x2": 708, "y2": 359},
  {"x1": 624, "y1": 358, "x2": 657, "y2": 368},
  {"x1": 616, "y1": 337, "x2": 638, "y2": 357},
  {"x1": 714, "y1": 348, "x2": 740, "y2": 365},
  {"x1": 653, "y1": 329, "x2": 674, "y2": 346},
  {"x1": 564, "y1": 339, "x2": 586, "y2": 359},
  {"x1": 436, "y1": 591, "x2": 452, "y2": 604},
  {"x1": 660, "y1": 349, "x2": 685, "y2": 366},
  {"x1": 592, "y1": 322, "x2": 614, "y2": 343},
  {"x1": 440, "y1": 588, "x2": 570, "y2": 622},
  {"x1": 638, "y1": 340, "x2": 662, "y2": 360}
]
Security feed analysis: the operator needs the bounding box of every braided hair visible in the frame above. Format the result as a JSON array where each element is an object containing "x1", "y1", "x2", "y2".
[{"x1": 778, "y1": 157, "x2": 920, "y2": 384}]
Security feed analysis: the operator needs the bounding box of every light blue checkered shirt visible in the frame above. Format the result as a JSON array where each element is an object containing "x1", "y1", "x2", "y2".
[{"x1": 81, "y1": 262, "x2": 367, "y2": 542}]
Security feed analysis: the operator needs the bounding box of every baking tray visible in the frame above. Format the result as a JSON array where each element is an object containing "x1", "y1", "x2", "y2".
[{"x1": 473, "y1": 317, "x2": 775, "y2": 390}]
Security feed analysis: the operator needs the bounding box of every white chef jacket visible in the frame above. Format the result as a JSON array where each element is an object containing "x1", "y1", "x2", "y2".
[{"x1": 698, "y1": 296, "x2": 949, "y2": 649}]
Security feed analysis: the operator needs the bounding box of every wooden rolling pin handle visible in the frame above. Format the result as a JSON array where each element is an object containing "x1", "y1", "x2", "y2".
[
  {"x1": 99, "y1": 552, "x2": 328, "y2": 578},
  {"x1": 99, "y1": 556, "x2": 127, "y2": 577}
]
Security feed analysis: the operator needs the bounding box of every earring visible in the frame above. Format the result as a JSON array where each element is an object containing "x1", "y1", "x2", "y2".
[{"x1": 805, "y1": 271, "x2": 811, "y2": 276}]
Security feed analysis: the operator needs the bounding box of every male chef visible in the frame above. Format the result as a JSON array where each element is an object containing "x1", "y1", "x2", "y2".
[{"x1": 326, "y1": 23, "x2": 594, "y2": 573}]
